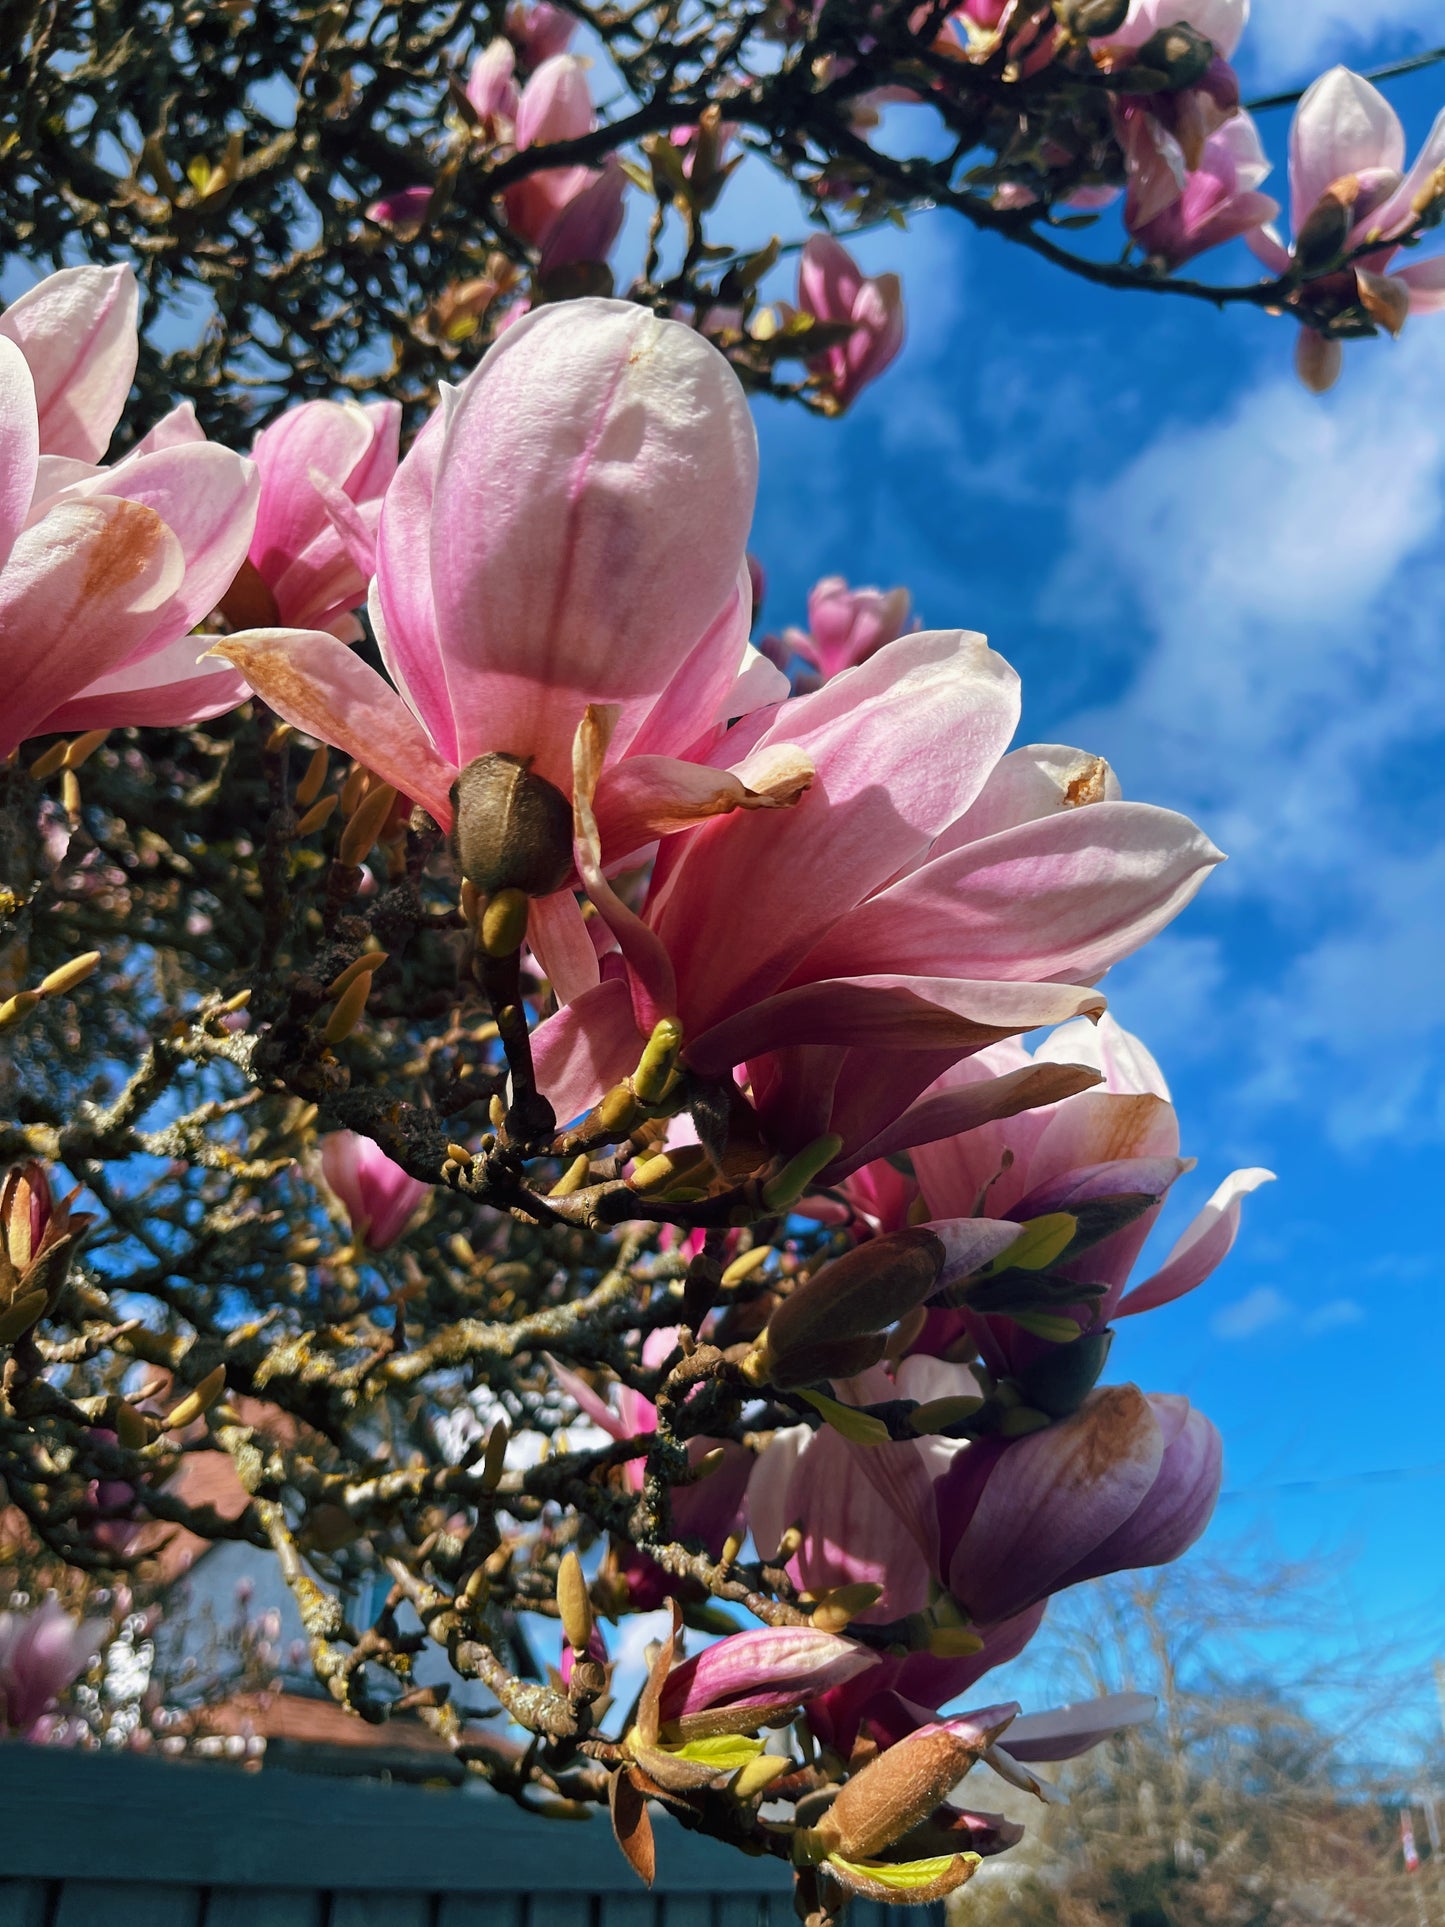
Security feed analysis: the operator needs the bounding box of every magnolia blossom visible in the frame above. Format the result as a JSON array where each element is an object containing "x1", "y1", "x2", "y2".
[
  {"x1": 937, "y1": 1384, "x2": 1222, "y2": 1623},
  {"x1": 904, "y1": 1013, "x2": 1275, "y2": 1379},
  {"x1": 795, "y1": 235, "x2": 905, "y2": 412},
  {"x1": 504, "y1": 0, "x2": 576, "y2": 68},
  {"x1": 535, "y1": 703, "x2": 1221, "y2": 1187},
  {"x1": 319, "y1": 1131, "x2": 429, "y2": 1250},
  {"x1": 0, "y1": 1598, "x2": 107, "y2": 1737},
  {"x1": 1103, "y1": 0, "x2": 1249, "y2": 58},
  {"x1": 656, "y1": 1626, "x2": 878, "y2": 1738},
  {"x1": 783, "y1": 575, "x2": 917, "y2": 681},
  {"x1": 1247, "y1": 67, "x2": 1445, "y2": 391},
  {"x1": 550, "y1": 1332, "x2": 751, "y2": 1607},
  {"x1": 216, "y1": 300, "x2": 803, "y2": 991},
  {"x1": 220, "y1": 399, "x2": 401, "y2": 639},
  {"x1": 503, "y1": 56, "x2": 602, "y2": 249},
  {"x1": 0, "y1": 267, "x2": 257, "y2": 753},
  {"x1": 1131, "y1": 112, "x2": 1278, "y2": 266}
]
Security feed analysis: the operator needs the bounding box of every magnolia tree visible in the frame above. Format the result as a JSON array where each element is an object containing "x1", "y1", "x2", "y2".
[{"x1": 0, "y1": 0, "x2": 1438, "y2": 1917}]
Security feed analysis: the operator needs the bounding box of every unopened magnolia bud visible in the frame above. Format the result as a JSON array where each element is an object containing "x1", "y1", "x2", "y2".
[
  {"x1": 63, "y1": 729, "x2": 107, "y2": 770},
  {"x1": 732, "y1": 1752, "x2": 794, "y2": 1800},
  {"x1": 295, "y1": 794, "x2": 339, "y2": 837},
  {"x1": 596, "y1": 1085, "x2": 643, "y2": 1137},
  {"x1": 743, "y1": 1330, "x2": 888, "y2": 1392},
  {"x1": 556, "y1": 1550, "x2": 594, "y2": 1652},
  {"x1": 463, "y1": 1563, "x2": 492, "y2": 1609},
  {"x1": 323, "y1": 971, "x2": 372, "y2": 1044},
  {"x1": 690, "y1": 1446, "x2": 727, "y2": 1482},
  {"x1": 114, "y1": 1401, "x2": 151, "y2": 1450},
  {"x1": 452, "y1": 752, "x2": 573, "y2": 898},
  {"x1": 0, "y1": 1288, "x2": 48, "y2": 1344},
  {"x1": 817, "y1": 1716, "x2": 1013, "y2": 1861},
  {"x1": 759, "y1": 1231, "x2": 945, "y2": 1387},
  {"x1": 719, "y1": 1532, "x2": 744, "y2": 1569},
  {"x1": 549, "y1": 1154, "x2": 592, "y2": 1198},
  {"x1": 338, "y1": 783, "x2": 398, "y2": 866},
  {"x1": 1295, "y1": 178, "x2": 1357, "y2": 274},
  {"x1": 60, "y1": 769, "x2": 80, "y2": 819},
  {"x1": 326, "y1": 951, "x2": 388, "y2": 998},
  {"x1": 0, "y1": 991, "x2": 43, "y2": 1029},
  {"x1": 480, "y1": 887, "x2": 530, "y2": 958},
  {"x1": 633, "y1": 1018, "x2": 683, "y2": 1106},
  {"x1": 774, "y1": 1524, "x2": 804, "y2": 1562},
  {"x1": 908, "y1": 1395, "x2": 985, "y2": 1435},
  {"x1": 488, "y1": 1093, "x2": 507, "y2": 1130},
  {"x1": 482, "y1": 1418, "x2": 509, "y2": 1491},
  {"x1": 926, "y1": 1625, "x2": 986, "y2": 1659},
  {"x1": 163, "y1": 1363, "x2": 227, "y2": 1430},
  {"x1": 27, "y1": 740, "x2": 71, "y2": 780},
  {"x1": 810, "y1": 1582, "x2": 883, "y2": 1633},
  {"x1": 339, "y1": 764, "x2": 368, "y2": 816},
  {"x1": 761, "y1": 1134, "x2": 844, "y2": 1212},
  {"x1": 1128, "y1": 23, "x2": 1212, "y2": 89},
  {"x1": 37, "y1": 951, "x2": 101, "y2": 997},
  {"x1": 1054, "y1": 0, "x2": 1128, "y2": 34},
  {"x1": 721, "y1": 1244, "x2": 773, "y2": 1287},
  {"x1": 295, "y1": 743, "x2": 330, "y2": 808}
]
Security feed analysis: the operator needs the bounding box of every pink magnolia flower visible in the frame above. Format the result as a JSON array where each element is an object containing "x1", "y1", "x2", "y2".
[
  {"x1": 503, "y1": 55, "x2": 598, "y2": 248},
  {"x1": 937, "y1": 1383, "x2": 1222, "y2": 1624},
  {"x1": 365, "y1": 185, "x2": 436, "y2": 236},
  {"x1": 504, "y1": 0, "x2": 576, "y2": 68},
  {"x1": 1103, "y1": 0, "x2": 1248, "y2": 59},
  {"x1": 467, "y1": 38, "x2": 522, "y2": 132},
  {"x1": 215, "y1": 301, "x2": 789, "y2": 990},
  {"x1": 0, "y1": 1598, "x2": 108, "y2": 1737},
  {"x1": 1247, "y1": 67, "x2": 1445, "y2": 391},
  {"x1": 1131, "y1": 112, "x2": 1278, "y2": 266},
  {"x1": 795, "y1": 235, "x2": 904, "y2": 412},
  {"x1": 534, "y1": 685, "x2": 1222, "y2": 1188},
  {"x1": 657, "y1": 1625, "x2": 879, "y2": 1738},
  {"x1": 0, "y1": 263, "x2": 137, "y2": 462},
  {"x1": 222, "y1": 398, "x2": 401, "y2": 639},
  {"x1": 550, "y1": 1330, "x2": 751, "y2": 1607},
  {"x1": 783, "y1": 575, "x2": 918, "y2": 681},
  {"x1": 537, "y1": 158, "x2": 628, "y2": 274},
  {"x1": 0, "y1": 282, "x2": 258, "y2": 753},
  {"x1": 320, "y1": 1130, "x2": 430, "y2": 1250},
  {"x1": 905, "y1": 1013, "x2": 1274, "y2": 1382}
]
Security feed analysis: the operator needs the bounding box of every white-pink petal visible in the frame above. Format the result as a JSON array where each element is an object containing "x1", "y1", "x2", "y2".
[
  {"x1": 0, "y1": 265, "x2": 138, "y2": 462},
  {"x1": 1290, "y1": 68, "x2": 1405, "y2": 236},
  {"x1": 1116, "y1": 1167, "x2": 1275, "y2": 1318}
]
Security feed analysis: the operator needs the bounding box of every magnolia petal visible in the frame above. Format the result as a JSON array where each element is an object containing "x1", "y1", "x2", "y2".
[
  {"x1": 65, "y1": 439, "x2": 260, "y2": 647},
  {"x1": 0, "y1": 496, "x2": 184, "y2": 758},
  {"x1": 211, "y1": 627, "x2": 457, "y2": 825},
  {"x1": 658, "y1": 1627, "x2": 877, "y2": 1736},
  {"x1": 983, "y1": 1744, "x2": 1068, "y2": 1804},
  {"x1": 0, "y1": 264, "x2": 138, "y2": 462},
  {"x1": 687, "y1": 975, "x2": 1107, "y2": 1079},
  {"x1": 370, "y1": 405, "x2": 458, "y2": 762},
  {"x1": 829, "y1": 1060, "x2": 1104, "y2": 1180},
  {"x1": 591, "y1": 745, "x2": 812, "y2": 857},
  {"x1": 529, "y1": 888, "x2": 602, "y2": 1005},
  {"x1": 932, "y1": 743, "x2": 1121, "y2": 852},
  {"x1": 0, "y1": 338, "x2": 39, "y2": 567},
  {"x1": 1398, "y1": 254, "x2": 1445, "y2": 315},
  {"x1": 1004, "y1": 1691, "x2": 1157, "y2": 1763},
  {"x1": 1290, "y1": 67, "x2": 1405, "y2": 237},
  {"x1": 530, "y1": 975, "x2": 641, "y2": 1126},
  {"x1": 653, "y1": 631, "x2": 1021, "y2": 1030},
  {"x1": 428, "y1": 300, "x2": 758, "y2": 787},
  {"x1": 1117, "y1": 1167, "x2": 1275, "y2": 1318},
  {"x1": 35, "y1": 630, "x2": 248, "y2": 733},
  {"x1": 796, "y1": 802, "x2": 1222, "y2": 987}
]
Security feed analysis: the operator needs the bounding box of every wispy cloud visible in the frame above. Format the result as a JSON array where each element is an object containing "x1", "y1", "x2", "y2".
[
  {"x1": 1245, "y1": 0, "x2": 1445, "y2": 81},
  {"x1": 1212, "y1": 1287, "x2": 1365, "y2": 1342},
  {"x1": 1213, "y1": 1286, "x2": 1292, "y2": 1340},
  {"x1": 1056, "y1": 325, "x2": 1445, "y2": 1146}
]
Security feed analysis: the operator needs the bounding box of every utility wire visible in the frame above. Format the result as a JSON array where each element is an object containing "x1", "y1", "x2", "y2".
[
  {"x1": 1221, "y1": 1462, "x2": 1445, "y2": 1501},
  {"x1": 1247, "y1": 43, "x2": 1445, "y2": 113}
]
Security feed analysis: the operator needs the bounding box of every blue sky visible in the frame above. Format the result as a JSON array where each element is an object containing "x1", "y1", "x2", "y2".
[{"x1": 746, "y1": 2, "x2": 1445, "y2": 1706}]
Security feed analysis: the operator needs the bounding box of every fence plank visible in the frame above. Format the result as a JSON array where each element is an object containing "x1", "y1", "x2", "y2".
[
  {"x1": 206, "y1": 1890, "x2": 323, "y2": 1926},
  {"x1": 437, "y1": 1900, "x2": 525, "y2": 1927},
  {"x1": 600, "y1": 1898, "x2": 655, "y2": 1927},
  {"x1": 718, "y1": 1901, "x2": 765, "y2": 1927},
  {"x1": 330, "y1": 1896, "x2": 432, "y2": 1927},
  {"x1": 0, "y1": 1883, "x2": 49, "y2": 1927},
  {"x1": 53, "y1": 1882, "x2": 201, "y2": 1927},
  {"x1": 530, "y1": 1900, "x2": 588, "y2": 1927},
  {"x1": 659, "y1": 1899, "x2": 711, "y2": 1927}
]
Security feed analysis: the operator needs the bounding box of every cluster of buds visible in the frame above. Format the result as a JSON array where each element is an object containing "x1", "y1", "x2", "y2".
[{"x1": 0, "y1": 1162, "x2": 92, "y2": 1348}]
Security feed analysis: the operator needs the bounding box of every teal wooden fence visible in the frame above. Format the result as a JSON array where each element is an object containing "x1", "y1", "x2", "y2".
[{"x1": 0, "y1": 1744, "x2": 939, "y2": 1927}]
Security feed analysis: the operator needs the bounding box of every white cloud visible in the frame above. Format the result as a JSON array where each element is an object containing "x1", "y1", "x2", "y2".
[
  {"x1": 1246, "y1": 0, "x2": 1445, "y2": 79},
  {"x1": 1213, "y1": 1285, "x2": 1292, "y2": 1339},
  {"x1": 1059, "y1": 323, "x2": 1445, "y2": 1145},
  {"x1": 1304, "y1": 1297, "x2": 1365, "y2": 1335}
]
